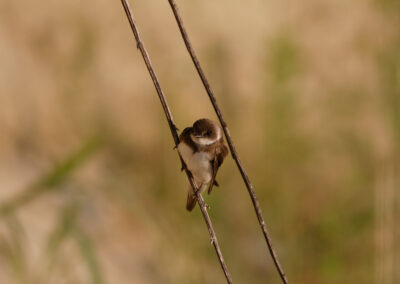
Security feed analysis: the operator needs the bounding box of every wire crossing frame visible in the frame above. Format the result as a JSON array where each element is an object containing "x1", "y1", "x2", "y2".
[
  {"x1": 167, "y1": 1, "x2": 288, "y2": 283},
  {"x1": 120, "y1": 0, "x2": 233, "y2": 283}
]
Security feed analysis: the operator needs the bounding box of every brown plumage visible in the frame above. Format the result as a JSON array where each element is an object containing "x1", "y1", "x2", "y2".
[{"x1": 177, "y1": 119, "x2": 228, "y2": 211}]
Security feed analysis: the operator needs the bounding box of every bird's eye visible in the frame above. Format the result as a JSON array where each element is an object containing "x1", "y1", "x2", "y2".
[{"x1": 205, "y1": 130, "x2": 211, "y2": 136}]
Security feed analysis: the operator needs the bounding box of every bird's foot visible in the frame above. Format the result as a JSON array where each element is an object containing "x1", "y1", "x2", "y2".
[{"x1": 210, "y1": 236, "x2": 216, "y2": 245}]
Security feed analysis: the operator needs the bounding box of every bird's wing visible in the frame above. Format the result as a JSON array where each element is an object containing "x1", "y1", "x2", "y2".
[
  {"x1": 178, "y1": 127, "x2": 195, "y2": 172},
  {"x1": 207, "y1": 156, "x2": 219, "y2": 195},
  {"x1": 207, "y1": 143, "x2": 229, "y2": 195}
]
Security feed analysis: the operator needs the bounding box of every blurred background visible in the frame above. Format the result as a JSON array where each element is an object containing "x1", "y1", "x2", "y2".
[{"x1": 0, "y1": 0, "x2": 399, "y2": 283}]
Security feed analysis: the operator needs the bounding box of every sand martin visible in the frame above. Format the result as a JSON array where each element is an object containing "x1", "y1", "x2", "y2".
[{"x1": 178, "y1": 118, "x2": 228, "y2": 211}]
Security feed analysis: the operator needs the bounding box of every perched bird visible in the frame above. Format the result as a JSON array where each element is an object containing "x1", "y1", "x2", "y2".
[{"x1": 177, "y1": 118, "x2": 229, "y2": 211}]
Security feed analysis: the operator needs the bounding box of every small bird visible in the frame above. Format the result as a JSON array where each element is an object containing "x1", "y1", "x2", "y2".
[{"x1": 177, "y1": 118, "x2": 229, "y2": 211}]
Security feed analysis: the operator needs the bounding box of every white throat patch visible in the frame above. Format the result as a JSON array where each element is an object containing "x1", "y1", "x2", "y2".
[
  {"x1": 191, "y1": 135, "x2": 216, "y2": 146},
  {"x1": 191, "y1": 128, "x2": 222, "y2": 146}
]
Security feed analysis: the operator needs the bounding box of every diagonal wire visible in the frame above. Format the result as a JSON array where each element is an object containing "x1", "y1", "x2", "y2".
[
  {"x1": 167, "y1": 0, "x2": 288, "y2": 283},
  {"x1": 119, "y1": 0, "x2": 233, "y2": 283}
]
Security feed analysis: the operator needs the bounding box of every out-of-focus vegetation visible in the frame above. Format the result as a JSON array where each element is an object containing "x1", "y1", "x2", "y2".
[{"x1": 0, "y1": 0, "x2": 399, "y2": 283}]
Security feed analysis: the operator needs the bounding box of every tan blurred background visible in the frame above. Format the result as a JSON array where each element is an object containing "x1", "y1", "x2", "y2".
[{"x1": 0, "y1": 0, "x2": 399, "y2": 283}]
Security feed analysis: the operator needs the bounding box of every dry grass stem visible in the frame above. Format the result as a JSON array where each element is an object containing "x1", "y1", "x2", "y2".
[
  {"x1": 120, "y1": 0, "x2": 233, "y2": 282},
  {"x1": 167, "y1": 0, "x2": 288, "y2": 283}
]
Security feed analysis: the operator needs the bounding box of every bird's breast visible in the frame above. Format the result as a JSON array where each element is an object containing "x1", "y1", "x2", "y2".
[{"x1": 178, "y1": 142, "x2": 212, "y2": 184}]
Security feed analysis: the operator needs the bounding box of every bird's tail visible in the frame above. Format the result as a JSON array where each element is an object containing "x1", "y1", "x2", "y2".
[
  {"x1": 186, "y1": 183, "x2": 206, "y2": 212},
  {"x1": 186, "y1": 189, "x2": 197, "y2": 211}
]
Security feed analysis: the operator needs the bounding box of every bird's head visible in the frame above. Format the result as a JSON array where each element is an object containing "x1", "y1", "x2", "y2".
[{"x1": 190, "y1": 118, "x2": 221, "y2": 146}]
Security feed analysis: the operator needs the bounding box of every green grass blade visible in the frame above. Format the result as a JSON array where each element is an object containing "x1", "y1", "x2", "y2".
[{"x1": 0, "y1": 136, "x2": 101, "y2": 218}]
